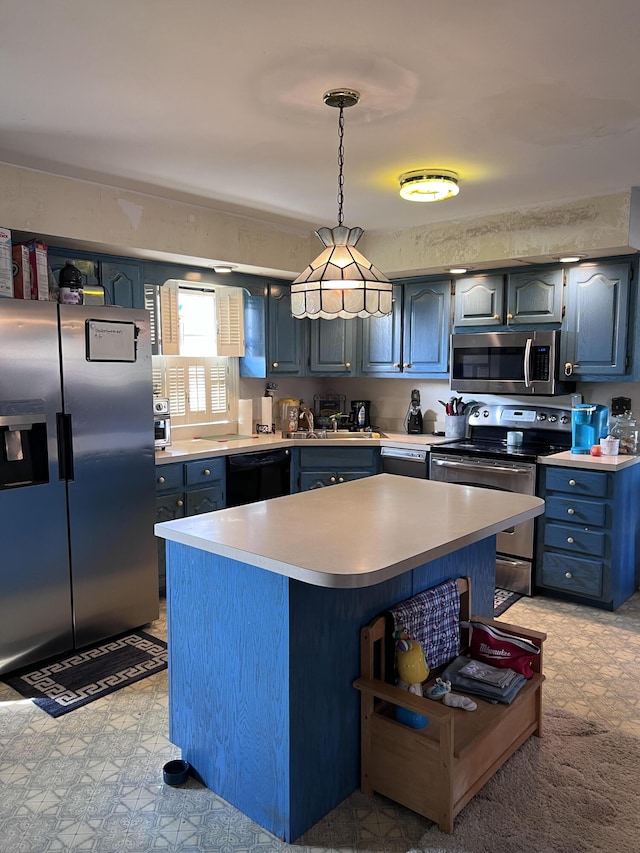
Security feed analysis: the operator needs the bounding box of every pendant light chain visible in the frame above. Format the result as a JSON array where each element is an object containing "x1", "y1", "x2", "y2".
[{"x1": 337, "y1": 100, "x2": 345, "y2": 227}]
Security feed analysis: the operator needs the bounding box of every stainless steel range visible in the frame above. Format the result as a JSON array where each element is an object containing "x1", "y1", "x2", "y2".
[{"x1": 429, "y1": 404, "x2": 573, "y2": 595}]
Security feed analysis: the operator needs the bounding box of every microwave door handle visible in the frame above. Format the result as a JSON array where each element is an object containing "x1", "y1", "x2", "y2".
[{"x1": 523, "y1": 337, "x2": 533, "y2": 388}]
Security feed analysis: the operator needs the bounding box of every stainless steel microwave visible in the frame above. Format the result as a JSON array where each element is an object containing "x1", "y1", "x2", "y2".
[{"x1": 449, "y1": 330, "x2": 575, "y2": 396}]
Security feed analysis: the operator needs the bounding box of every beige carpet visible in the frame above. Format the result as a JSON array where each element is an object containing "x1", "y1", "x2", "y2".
[{"x1": 409, "y1": 707, "x2": 640, "y2": 853}]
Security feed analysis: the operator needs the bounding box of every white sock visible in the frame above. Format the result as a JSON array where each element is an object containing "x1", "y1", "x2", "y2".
[{"x1": 442, "y1": 693, "x2": 477, "y2": 711}]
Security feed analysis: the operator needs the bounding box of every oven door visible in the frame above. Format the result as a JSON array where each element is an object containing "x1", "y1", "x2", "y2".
[{"x1": 429, "y1": 453, "x2": 536, "y2": 561}]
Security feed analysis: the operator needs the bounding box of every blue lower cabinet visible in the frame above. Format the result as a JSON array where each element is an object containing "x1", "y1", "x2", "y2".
[
  {"x1": 294, "y1": 447, "x2": 380, "y2": 492},
  {"x1": 155, "y1": 458, "x2": 226, "y2": 593},
  {"x1": 536, "y1": 462, "x2": 640, "y2": 609}
]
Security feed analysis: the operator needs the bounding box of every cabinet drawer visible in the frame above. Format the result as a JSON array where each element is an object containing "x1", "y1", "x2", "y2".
[
  {"x1": 155, "y1": 493, "x2": 186, "y2": 521},
  {"x1": 543, "y1": 522, "x2": 608, "y2": 558},
  {"x1": 298, "y1": 447, "x2": 378, "y2": 469},
  {"x1": 544, "y1": 495, "x2": 607, "y2": 527},
  {"x1": 540, "y1": 552, "x2": 604, "y2": 598},
  {"x1": 185, "y1": 457, "x2": 225, "y2": 486},
  {"x1": 545, "y1": 467, "x2": 608, "y2": 498},
  {"x1": 186, "y1": 485, "x2": 225, "y2": 515},
  {"x1": 155, "y1": 464, "x2": 183, "y2": 492}
]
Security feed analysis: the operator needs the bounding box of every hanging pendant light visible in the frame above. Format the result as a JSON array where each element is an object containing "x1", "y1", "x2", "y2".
[{"x1": 291, "y1": 89, "x2": 392, "y2": 320}]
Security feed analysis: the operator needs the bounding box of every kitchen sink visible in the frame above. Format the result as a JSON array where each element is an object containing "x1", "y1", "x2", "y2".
[{"x1": 285, "y1": 431, "x2": 383, "y2": 440}]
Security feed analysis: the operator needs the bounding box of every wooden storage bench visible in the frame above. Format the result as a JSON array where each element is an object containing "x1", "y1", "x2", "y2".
[{"x1": 353, "y1": 577, "x2": 546, "y2": 834}]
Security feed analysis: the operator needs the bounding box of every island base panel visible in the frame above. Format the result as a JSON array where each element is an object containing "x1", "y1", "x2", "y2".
[{"x1": 165, "y1": 536, "x2": 496, "y2": 841}]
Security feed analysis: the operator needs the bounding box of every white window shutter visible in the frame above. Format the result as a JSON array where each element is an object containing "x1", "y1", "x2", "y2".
[
  {"x1": 160, "y1": 281, "x2": 180, "y2": 355},
  {"x1": 216, "y1": 287, "x2": 245, "y2": 356}
]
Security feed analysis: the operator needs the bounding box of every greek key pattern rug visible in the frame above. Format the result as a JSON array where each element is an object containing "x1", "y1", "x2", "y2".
[
  {"x1": 494, "y1": 587, "x2": 523, "y2": 617},
  {"x1": 2, "y1": 630, "x2": 167, "y2": 717}
]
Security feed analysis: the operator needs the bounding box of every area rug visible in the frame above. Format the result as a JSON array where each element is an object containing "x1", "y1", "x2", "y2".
[
  {"x1": 2, "y1": 630, "x2": 167, "y2": 718},
  {"x1": 407, "y1": 707, "x2": 640, "y2": 853},
  {"x1": 493, "y1": 587, "x2": 523, "y2": 617}
]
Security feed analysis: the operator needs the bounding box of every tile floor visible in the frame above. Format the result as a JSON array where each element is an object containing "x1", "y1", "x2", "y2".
[{"x1": 1, "y1": 590, "x2": 639, "y2": 852}]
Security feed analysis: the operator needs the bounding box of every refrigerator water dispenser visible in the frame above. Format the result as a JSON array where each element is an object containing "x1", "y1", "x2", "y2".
[{"x1": 0, "y1": 410, "x2": 48, "y2": 488}]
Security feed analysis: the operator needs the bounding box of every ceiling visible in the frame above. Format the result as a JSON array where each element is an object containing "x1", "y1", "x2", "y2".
[{"x1": 3, "y1": 0, "x2": 640, "y2": 243}]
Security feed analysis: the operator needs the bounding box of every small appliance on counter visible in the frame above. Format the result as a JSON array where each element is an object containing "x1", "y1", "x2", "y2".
[
  {"x1": 349, "y1": 400, "x2": 371, "y2": 431},
  {"x1": 154, "y1": 397, "x2": 172, "y2": 448},
  {"x1": 313, "y1": 393, "x2": 346, "y2": 429},
  {"x1": 406, "y1": 389, "x2": 423, "y2": 434},
  {"x1": 571, "y1": 403, "x2": 609, "y2": 454}
]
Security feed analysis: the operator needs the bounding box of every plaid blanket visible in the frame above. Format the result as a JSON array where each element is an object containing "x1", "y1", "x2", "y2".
[{"x1": 388, "y1": 579, "x2": 461, "y2": 670}]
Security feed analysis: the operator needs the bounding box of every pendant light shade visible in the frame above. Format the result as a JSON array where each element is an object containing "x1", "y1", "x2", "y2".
[{"x1": 292, "y1": 90, "x2": 392, "y2": 320}]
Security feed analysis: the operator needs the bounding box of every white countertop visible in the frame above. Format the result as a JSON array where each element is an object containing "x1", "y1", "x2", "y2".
[
  {"x1": 155, "y1": 474, "x2": 544, "y2": 589},
  {"x1": 540, "y1": 450, "x2": 640, "y2": 471},
  {"x1": 155, "y1": 431, "x2": 452, "y2": 464}
]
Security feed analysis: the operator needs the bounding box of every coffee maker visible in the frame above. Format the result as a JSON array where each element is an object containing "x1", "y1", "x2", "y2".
[
  {"x1": 406, "y1": 389, "x2": 424, "y2": 434},
  {"x1": 571, "y1": 403, "x2": 609, "y2": 454},
  {"x1": 349, "y1": 400, "x2": 371, "y2": 431}
]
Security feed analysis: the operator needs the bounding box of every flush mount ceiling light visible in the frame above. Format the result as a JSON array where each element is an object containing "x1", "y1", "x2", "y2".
[
  {"x1": 399, "y1": 169, "x2": 460, "y2": 203},
  {"x1": 213, "y1": 264, "x2": 236, "y2": 274},
  {"x1": 291, "y1": 89, "x2": 392, "y2": 320}
]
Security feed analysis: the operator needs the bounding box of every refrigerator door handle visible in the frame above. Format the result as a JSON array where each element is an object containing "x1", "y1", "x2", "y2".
[{"x1": 56, "y1": 413, "x2": 75, "y2": 482}]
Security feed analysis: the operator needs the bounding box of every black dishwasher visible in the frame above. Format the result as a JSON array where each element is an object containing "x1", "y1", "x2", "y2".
[{"x1": 226, "y1": 448, "x2": 291, "y2": 507}]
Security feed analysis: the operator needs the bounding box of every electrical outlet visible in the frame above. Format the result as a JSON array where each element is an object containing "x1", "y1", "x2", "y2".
[{"x1": 571, "y1": 393, "x2": 583, "y2": 408}]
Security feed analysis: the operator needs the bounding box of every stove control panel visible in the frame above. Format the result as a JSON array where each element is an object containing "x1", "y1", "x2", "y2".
[{"x1": 469, "y1": 404, "x2": 572, "y2": 433}]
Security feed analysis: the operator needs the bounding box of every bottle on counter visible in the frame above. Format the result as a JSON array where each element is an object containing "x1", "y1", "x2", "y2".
[
  {"x1": 610, "y1": 410, "x2": 638, "y2": 454},
  {"x1": 58, "y1": 261, "x2": 84, "y2": 305}
]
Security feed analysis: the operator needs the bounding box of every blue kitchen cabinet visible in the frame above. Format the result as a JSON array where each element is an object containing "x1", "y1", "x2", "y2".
[
  {"x1": 49, "y1": 249, "x2": 144, "y2": 309},
  {"x1": 360, "y1": 285, "x2": 403, "y2": 376},
  {"x1": 453, "y1": 274, "x2": 504, "y2": 327},
  {"x1": 453, "y1": 269, "x2": 563, "y2": 327},
  {"x1": 308, "y1": 317, "x2": 358, "y2": 375},
  {"x1": 535, "y1": 462, "x2": 640, "y2": 609},
  {"x1": 155, "y1": 458, "x2": 226, "y2": 593},
  {"x1": 294, "y1": 446, "x2": 380, "y2": 491},
  {"x1": 241, "y1": 281, "x2": 306, "y2": 377},
  {"x1": 561, "y1": 261, "x2": 631, "y2": 378},
  {"x1": 506, "y1": 268, "x2": 563, "y2": 324},
  {"x1": 402, "y1": 279, "x2": 451, "y2": 375}
]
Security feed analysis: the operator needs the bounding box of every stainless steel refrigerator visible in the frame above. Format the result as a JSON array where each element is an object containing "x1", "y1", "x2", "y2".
[{"x1": 0, "y1": 300, "x2": 158, "y2": 675}]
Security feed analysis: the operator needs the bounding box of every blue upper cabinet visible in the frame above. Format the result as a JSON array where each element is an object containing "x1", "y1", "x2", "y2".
[
  {"x1": 48, "y1": 249, "x2": 144, "y2": 309},
  {"x1": 454, "y1": 269, "x2": 563, "y2": 327},
  {"x1": 401, "y1": 279, "x2": 451, "y2": 375},
  {"x1": 360, "y1": 285, "x2": 403, "y2": 375},
  {"x1": 100, "y1": 259, "x2": 144, "y2": 309},
  {"x1": 267, "y1": 282, "x2": 306, "y2": 375},
  {"x1": 506, "y1": 268, "x2": 563, "y2": 324},
  {"x1": 561, "y1": 261, "x2": 631, "y2": 378},
  {"x1": 453, "y1": 274, "x2": 504, "y2": 327},
  {"x1": 308, "y1": 317, "x2": 357, "y2": 374},
  {"x1": 360, "y1": 280, "x2": 451, "y2": 377}
]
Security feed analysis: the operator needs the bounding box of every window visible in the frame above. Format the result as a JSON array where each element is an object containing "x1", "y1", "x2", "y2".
[{"x1": 149, "y1": 279, "x2": 244, "y2": 428}]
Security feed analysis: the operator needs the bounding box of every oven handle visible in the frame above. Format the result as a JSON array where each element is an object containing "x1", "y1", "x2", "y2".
[
  {"x1": 524, "y1": 337, "x2": 533, "y2": 388},
  {"x1": 431, "y1": 458, "x2": 534, "y2": 476}
]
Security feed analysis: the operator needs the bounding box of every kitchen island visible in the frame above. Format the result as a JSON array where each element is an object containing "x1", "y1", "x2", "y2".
[{"x1": 155, "y1": 475, "x2": 544, "y2": 842}]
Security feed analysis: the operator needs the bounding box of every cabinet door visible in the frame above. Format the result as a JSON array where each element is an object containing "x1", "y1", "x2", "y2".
[
  {"x1": 453, "y1": 275, "x2": 504, "y2": 326},
  {"x1": 506, "y1": 268, "x2": 563, "y2": 324},
  {"x1": 360, "y1": 285, "x2": 402, "y2": 375},
  {"x1": 155, "y1": 493, "x2": 186, "y2": 522},
  {"x1": 100, "y1": 259, "x2": 145, "y2": 309},
  {"x1": 402, "y1": 280, "x2": 451, "y2": 374},
  {"x1": 268, "y1": 282, "x2": 306, "y2": 375},
  {"x1": 308, "y1": 317, "x2": 357, "y2": 374},
  {"x1": 561, "y1": 262, "x2": 630, "y2": 377},
  {"x1": 186, "y1": 486, "x2": 225, "y2": 515}
]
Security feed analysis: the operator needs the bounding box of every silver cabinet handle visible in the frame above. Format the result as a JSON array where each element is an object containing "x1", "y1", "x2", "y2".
[
  {"x1": 158, "y1": 476, "x2": 166, "y2": 484},
  {"x1": 393, "y1": 363, "x2": 400, "y2": 368},
  {"x1": 345, "y1": 362, "x2": 351, "y2": 369},
  {"x1": 272, "y1": 362, "x2": 279, "y2": 368},
  {"x1": 568, "y1": 479, "x2": 576, "y2": 486},
  {"x1": 203, "y1": 469, "x2": 211, "y2": 476},
  {"x1": 330, "y1": 476, "x2": 336, "y2": 483},
  {"x1": 565, "y1": 571, "x2": 573, "y2": 579},
  {"x1": 338, "y1": 477, "x2": 344, "y2": 483},
  {"x1": 403, "y1": 362, "x2": 411, "y2": 368},
  {"x1": 176, "y1": 499, "x2": 184, "y2": 507},
  {"x1": 567, "y1": 508, "x2": 575, "y2": 515},
  {"x1": 564, "y1": 362, "x2": 581, "y2": 376},
  {"x1": 567, "y1": 537, "x2": 574, "y2": 544}
]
